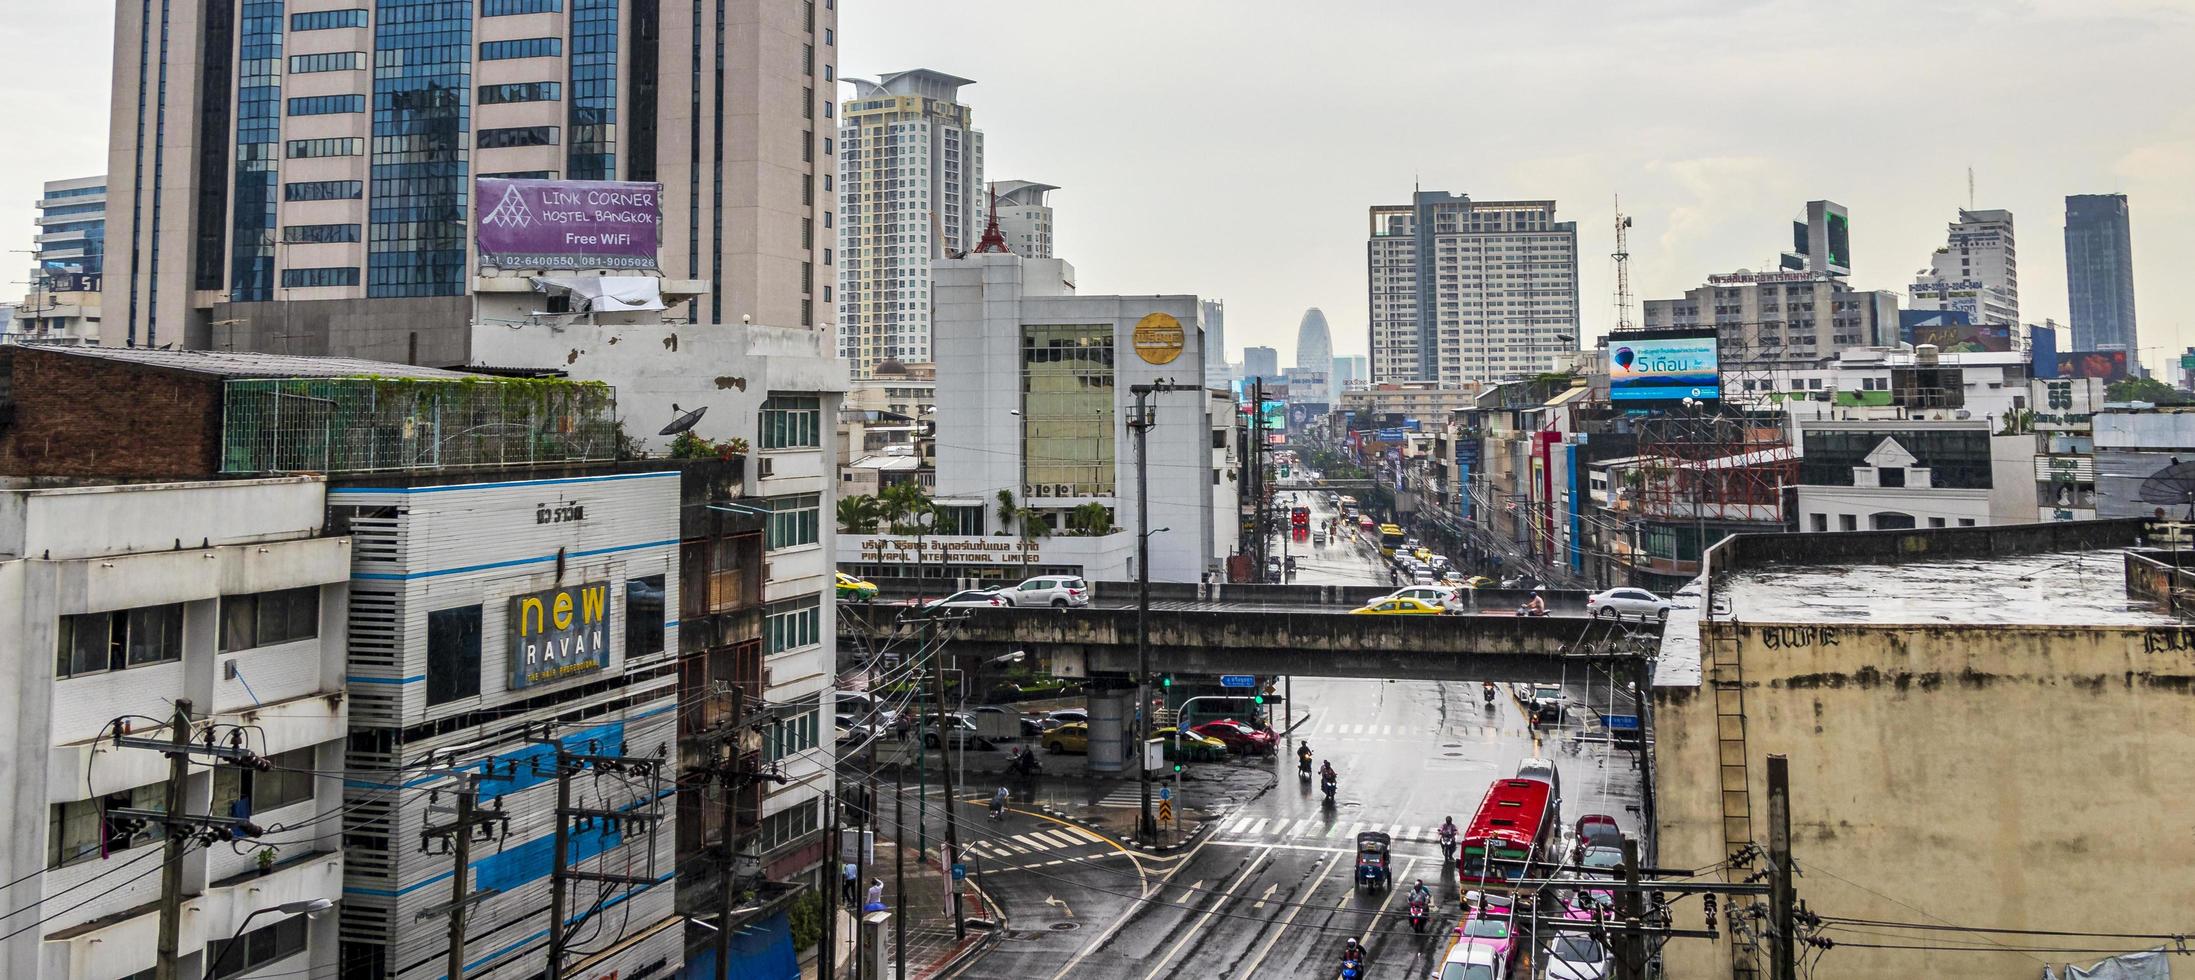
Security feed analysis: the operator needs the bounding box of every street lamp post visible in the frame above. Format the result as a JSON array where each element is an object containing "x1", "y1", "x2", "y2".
[
  {"x1": 204, "y1": 899, "x2": 333, "y2": 979},
  {"x1": 1130, "y1": 380, "x2": 1197, "y2": 842}
]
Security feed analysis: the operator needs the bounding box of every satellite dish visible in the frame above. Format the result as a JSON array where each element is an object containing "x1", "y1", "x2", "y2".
[
  {"x1": 2137, "y1": 459, "x2": 2195, "y2": 519},
  {"x1": 659, "y1": 403, "x2": 707, "y2": 436}
]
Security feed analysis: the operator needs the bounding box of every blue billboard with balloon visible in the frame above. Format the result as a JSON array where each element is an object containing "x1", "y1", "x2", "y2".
[{"x1": 1608, "y1": 329, "x2": 1721, "y2": 403}]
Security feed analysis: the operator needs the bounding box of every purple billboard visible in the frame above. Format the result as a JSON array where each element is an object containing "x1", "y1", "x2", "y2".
[{"x1": 476, "y1": 178, "x2": 662, "y2": 271}]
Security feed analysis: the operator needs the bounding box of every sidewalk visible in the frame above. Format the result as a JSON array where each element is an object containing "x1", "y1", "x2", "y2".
[{"x1": 821, "y1": 836, "x2": 1001, "y2": 980}]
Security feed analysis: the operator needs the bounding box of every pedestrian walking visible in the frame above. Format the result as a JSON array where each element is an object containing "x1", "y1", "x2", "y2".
[
  {"x1": 842, "y1": 861, "x2": 858, "y2": 906},
  {"x1": 865, "y1": 878, "x2": 886, "y2": 911}
]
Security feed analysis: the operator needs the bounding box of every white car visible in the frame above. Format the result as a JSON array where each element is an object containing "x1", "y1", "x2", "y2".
[
  {"x1": 1586, "y1": 587, "x2": 1673, "y2": 622},
  {"x1": 1001, "y1": 576, "x2": 1091, "y2": 608},
  {"x1": 1380, "y1": 585, "x2": 1464, "y2": 613},
  {"x1": 923, "y1": 588, "x2": 1006, "y2": 610},
  {"x1": 1543, "y1": 931, "x2": 1615, "y2": 979},
  {"x1": 1435, "y1": 939, "x2": 1511, "y2": 980}
]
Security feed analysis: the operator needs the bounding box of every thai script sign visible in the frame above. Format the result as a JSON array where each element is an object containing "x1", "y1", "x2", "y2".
[
  {"x1": 476, "y1": 178, "x2": 662, "y2": 270},
  {"x1": 508, "y1": 581, "x2": 612, "y2": 689}
]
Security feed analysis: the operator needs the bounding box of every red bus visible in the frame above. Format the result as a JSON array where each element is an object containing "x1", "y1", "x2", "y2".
[
  {"x1": 1290, "y1": 506, "x2": 1311, "y2": 529},
  {"x1": 1458, "y1": 778, "x2": 1555, "y2": 885}
]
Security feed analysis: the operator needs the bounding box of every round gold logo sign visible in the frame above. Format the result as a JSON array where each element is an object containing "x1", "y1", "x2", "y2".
[{"x1": 1132, "y1": 312, "x2": 1185, "y2": 365}]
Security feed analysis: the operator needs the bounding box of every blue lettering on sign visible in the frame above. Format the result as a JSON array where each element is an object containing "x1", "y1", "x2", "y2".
[
  {"x1": 1601, "y1": 714, "x2": 1641, "y2": 731},
  {"x1": 1220, "y1": 674, "x2": 1255, "y2": 688}
]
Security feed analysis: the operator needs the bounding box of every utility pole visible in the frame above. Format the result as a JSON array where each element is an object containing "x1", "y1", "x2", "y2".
[
  {"x1": 1617, "y1": 835, "x2": 1646, "y2": 980},
  {"x1": 822, "y1": 789, "x2": 838, "y2": 980},
  {"x1": 929, "y1": 633, "x2": 966, "y2": 939},
  {"x1": 1768, "y1": 754, "x2": 1797, "y2": 980},
  {"x1": 716, "y1": 687, "x2": 745, "y2": 980},
  {"x1": 1130, "y1": 380, "x2": 1199, "y2": 842},
  {"x1": 894, "y1": 768, "x2": 907, "y2": 980},
  {"x1": 153, "y1": 700, "x2": 190, "y2": 980},
  {"x1": 417, "y1": 773, "x2": 509, "y2": 980},
  {"x1": 533, "y1": 725, "x2": 668, "y2": 980}
]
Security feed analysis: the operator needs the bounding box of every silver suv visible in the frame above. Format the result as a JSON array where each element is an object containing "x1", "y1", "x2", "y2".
[{"x1": 1000, "y1": 576, "x2": 1090, "y2": 608}]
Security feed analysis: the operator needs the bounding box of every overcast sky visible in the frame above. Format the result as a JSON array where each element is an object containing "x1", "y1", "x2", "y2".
[{"x1": 6, "y1": 1, "x2": 2188, "y2": 373}]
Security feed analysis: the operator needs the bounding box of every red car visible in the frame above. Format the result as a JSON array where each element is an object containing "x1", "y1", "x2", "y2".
[{"x1": 1189, "y1": 719, "x2": 1276, "y2": 755}]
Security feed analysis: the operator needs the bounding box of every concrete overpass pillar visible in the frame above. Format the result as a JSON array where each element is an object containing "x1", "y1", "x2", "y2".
[{"x1": 1087, "y1": 690, "x2": 1127, "y2": 773}]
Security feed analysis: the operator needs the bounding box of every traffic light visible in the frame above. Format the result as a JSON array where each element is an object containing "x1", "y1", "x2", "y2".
[
  {"x1": 1172, "y1": 763, "x2": 1185, "y2": 774},
  {"x1": 1160, "y1": 675, "x2": 1173, "y2": 689},
  {"x1": 1252, "y1": 694, "x2": 1264, "y2": 705}
]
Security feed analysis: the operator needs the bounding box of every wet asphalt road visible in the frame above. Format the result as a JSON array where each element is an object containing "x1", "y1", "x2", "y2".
[{"x1": 952, "y1": 495, "x2": 1650, "y2": 980}]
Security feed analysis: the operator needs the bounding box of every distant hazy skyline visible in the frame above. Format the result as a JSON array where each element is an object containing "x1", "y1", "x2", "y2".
[{"x1": 3, "y1": 1, "x2": 2187, "y2": 374}]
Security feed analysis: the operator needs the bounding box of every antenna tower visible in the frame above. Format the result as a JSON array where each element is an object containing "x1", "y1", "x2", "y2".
[{"x1": 1613, "y1": 196, "x2": 1636, "y2": 332}]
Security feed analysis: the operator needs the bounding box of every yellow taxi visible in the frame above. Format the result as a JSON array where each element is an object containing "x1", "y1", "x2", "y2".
[
  {"x1": 1350, "y1": 596, "x2": 1447, "y2": 616},
  {"x1": 1152, "y1": 726, "x2": 1229, "y2": 762},
  {"x1": 835, "y1": 571, "x2": 880, "y2": 602},
  {"x1": 1045, "y1": 722, "x2": 1090, "y2": 754}
]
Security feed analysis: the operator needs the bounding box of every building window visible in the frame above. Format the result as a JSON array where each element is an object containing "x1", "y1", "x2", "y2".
[
  {"x1": 1021, "y1": 324, "x2": 1118, "y2": 496},
  {"x1": 282, "y1": 266, "x2": 362, "y2": 288},
  {"x1": 287, "y1": 51, "x2": 368, "y2": 72},
  {"x1": 758, "y1": 798, "x2": 819, "y2": 851},
  {"x1": 48, "y1": 784, "x2": 167, "y2": 868},
  {"x1": 936, "y1": 505, "x2": 983, "y2": 536},
  {"x1": 209, "y1": 913, "x2": 308, "y2": 979},
  {"x1": 765, "y1": 710, "x2": 820, "y2": 761},
  {"x1": 1877, "y1": 467, "x2": 1905, "y2": 488},
  {"x1": 212, "y1": 747, "x2": 317, "y2": 817},
  {"x1": 767, "y1": 493, "x2": 821, "y2": 550},
  {"x1": 291, "y1": 8, "x2": 370, "y2": 29},
  {"x1": 286, "y1": 137, "x2": 365, "y2": 159},
  {"x1": 764, "y1": 598, "x2": 820, "y2": 654},
  {"x1": 1810, "y1": 514, "x2": 1827, "y2": 533},
  {"x1": 625, "y1": 575, "x2": 665, "y2": 658},
  {"x1": 1929, "y1": 518, "x2": 1947, "y2": 528},
  {"x1": 483, "y1": 0, "x2": 562, "y2": 12},
  {"x1": 284, "y1": 180, "x2": 364, "y2": 202},
  {"x1": 478, "y1": 125, "x2": 561, "y2": 149},
  {"x1": 287, "y1": 94, "x2": 367, "y2": 115},
  {"x1": 282, "y1": 223, "x2": 363, "y2": 244},
  {"x1": 1838, "y1": 515, "x2": 1857, "y2": 532},
  {"x1": 1958, "y1": 518, "x2": 1976, "y2": 527},
  {"x1": 57, "y1": 604, "x2": 184, "y2": 679},
  {"x1": 481, "y1": 37, "x2": 562, "y2": 60},
  {"x1": 479, "y1": 81, "x2": 562, "y2": 104},
  {"x1": 426, "y1": 605, "x2": 482, "y2": 706},
  {"x1": 761, "y1": 396, "x2": 822, "y2": 449},
  {"x1": 219, "y1": 586, "x2": 321, "y2": 652}
]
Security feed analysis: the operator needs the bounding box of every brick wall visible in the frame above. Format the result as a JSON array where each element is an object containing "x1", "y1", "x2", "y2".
[{"x1": 0, "y1": 349, "x2": 224, "y2": 480}]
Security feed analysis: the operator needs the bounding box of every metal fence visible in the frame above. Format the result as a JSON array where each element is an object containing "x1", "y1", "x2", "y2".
[{"x1": 221, "y1": 377, "x2": 619, "y2": 474}]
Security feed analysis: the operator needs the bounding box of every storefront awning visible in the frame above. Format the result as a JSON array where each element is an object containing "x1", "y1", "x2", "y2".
[{"x1": 533, "y1": 274, "x2": 666, "y2": 312}]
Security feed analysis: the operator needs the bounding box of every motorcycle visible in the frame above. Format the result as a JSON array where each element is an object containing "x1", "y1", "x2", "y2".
[
  {"x1": 1439, "y1": 832, "x2": 1457, "y2": 863},
  {"x1": 1482, "y1": 685, "x2": 1497, "y2": 707},
  {"x1": 1297, "y1": 752, "x2": 1313, "y2": 781},
  {"x1": 1012, "y1": 748, "x2": 1042, "y2": 778},
  {"x1": 1321, "y1": 775, "x2": 1337, "y2": 806},
  {"x1": 1408, "y1": 895, "x2": 1430, "y2": 933},
  {"x1": 1340, "y1": 954, "x2": 1364, "y2": 980}
]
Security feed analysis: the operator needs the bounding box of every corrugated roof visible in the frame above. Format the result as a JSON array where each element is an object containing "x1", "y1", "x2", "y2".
[
  {"x1": 1541, "y1": 385, "x2": 1592, "y2": 407},
  {"x1": 43, "y1": 346, "x2": 476, "y2": 381}
]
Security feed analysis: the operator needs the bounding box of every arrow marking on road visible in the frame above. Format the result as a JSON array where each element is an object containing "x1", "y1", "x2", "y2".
[
  {"x1": 1044, "y1": 895, "x2": 1074, "y2": 918},
  {"x1": 1250, "y1": 882, "x2": 1278, "y2": 911},
  {"x1": 1141, "y1": 851, "x2": 1272, "y2": 980},
  {"x1": 1238, "y1": 850, "x2": 1348, "y2": 978}
]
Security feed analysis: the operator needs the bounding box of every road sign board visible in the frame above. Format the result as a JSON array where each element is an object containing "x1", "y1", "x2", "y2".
[
  {"x1": 951, "y1": 862, "x2": 966, "y2": 882},
  {"x1": 1600, "y1": 713, "x2": 1641, "y2": 731},
  {"x1": 1158, "y1": 800, "x2": 1174, "y2": 823},
  {"x1": 1159, "y1": 787, "x2": 1171, "y2": 801},
  {"x1": 1220, "y1": 674, "x2": 1256, "y2": 688}
]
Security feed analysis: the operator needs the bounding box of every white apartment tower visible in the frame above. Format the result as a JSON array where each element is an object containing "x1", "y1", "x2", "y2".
[
  {"x1": 1366, "y1": 191, "x2": 1579, "y2": 385},
  {"x1": 989, "y1": 180, "x2": 1058, "y2": 258},
  {"x1": 837, "y1": 69, "x2": 986, "y2": 378},
  {"x1": 1909, "y1": 209, "x2": 2020, "y2": 326}
]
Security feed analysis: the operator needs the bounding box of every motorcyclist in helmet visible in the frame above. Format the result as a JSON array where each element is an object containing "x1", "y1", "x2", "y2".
[{"x1": 1410, "y1": 878, "x2": 1432, "y2": 907}]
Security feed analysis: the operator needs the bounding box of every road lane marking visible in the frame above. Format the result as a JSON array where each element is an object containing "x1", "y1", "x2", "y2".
[
  {"x1": 1248, "y1": 817, "x2": 1270, "y2": 836},
  {"x1": 1139, "y1": 849, "x2": 1273, "y2": 980},
  {"x1": 1250, "y1": 882, "x2": 1279, "y2": 911},
  {"x1": 1238, "y1": 850, "x2": 1349, "y2": 978}
]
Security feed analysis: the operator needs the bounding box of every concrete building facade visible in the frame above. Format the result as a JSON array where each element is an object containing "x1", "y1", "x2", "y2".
[
  {"x1": 13, "y1": 175, "x2": 105, "y2": 345},
  {"x1": 836, "y1": 69, "x2": 985, "y2": 378},
  {"x1": 1792, "y1": 417, "x2": 2036, "y2": 532},
  {"x1": 987, "y1": 179, "x2": 1057, "y2": 259},
  {"x1": 1366, "y1": 191, "x2": 1579, "y2": 386},
  {"x1": 2064, "y1": 193, "x2": 2138, "y2": 354},
  {"x1": 0, "y1": 478, "x2": 351, "y2": 980},
  {"x1": 103, "y1": 0, "x2": 837, "y2": 356},
  {"x1": 1201, "y1": 298, "x2": 1231, "y2": 392},
  {"x1": 1909, "y1": 208, "x2": 2020, "y2": 327},
  {"x1": 1242, "y1": 345, "x2": 1280, "y2": 387},
  {"x1": 1642, "y1": 269, "x2": 1898, "y2": 364}
]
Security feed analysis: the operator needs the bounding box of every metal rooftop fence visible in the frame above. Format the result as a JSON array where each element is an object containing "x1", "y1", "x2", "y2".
[{"x1": 220, "y1": 377, "x2": 619, "y2": 474}]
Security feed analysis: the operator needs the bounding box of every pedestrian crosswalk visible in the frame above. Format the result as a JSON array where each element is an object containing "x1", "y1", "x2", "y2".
[
  {"x1": 1092, "y1": 785, "x2": 1146, "y2": 808},
  {"x1": 962, "y1": 824, "x2": 1109, "y2": 859},
  {"x1": 1306, "y1": 723, "x2": 1516, "y2": 740},
  {"x1": 1214, "y1": 814, "x2": 1454, "y2": 846}
]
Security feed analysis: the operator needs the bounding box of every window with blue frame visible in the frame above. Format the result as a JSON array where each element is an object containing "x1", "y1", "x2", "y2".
[
  {"x1": 291, "y1": 8, "x2": 368, "y2": 29},
  {"x1": 478, "y1": 125, "x2": 559, "y2": 148},
  {"x1": 480, "y1": 37, "x2": 560, "y2": 60},
  {"x1": 282, "y1": 223, "x2": 362, "y2": 244},
  {"x1": 479, "y1": 80, "x2": 560, "y2": 104},
  {"x1": 288, "y1": 51, "x2": 367, "y2": 72},
  {"x1": 288, "y1": 93, "x2": 366, "y2": 115},
  {"x1": 282, "y1": 266, "x2": 361, "y2": 288},
  {"x1": 567, "y1": 0, "x2": 617, "y2": 179},
  {"x1": 39, "y1": 202, "x2": 105, "y2": 218},
  {"x1": 228, "y1": 0, "x2": 284, "y2": 303},
  {"x1": 286, "y1": 137, "x2": 363, "y2": 158},
  {"x1": 368, "y1": 0, "x2": 472, "y2": 299},
  {"x1": 285, "y1": 180, "x2": 364, "y2": 201},
  {"x1": 483, "y1": 0, "x2": 561, "y2": 12}
]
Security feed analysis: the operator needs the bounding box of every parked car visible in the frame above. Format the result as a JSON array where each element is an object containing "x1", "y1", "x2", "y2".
[
  {"x1": 1586, "y1": 587, "x2": 1673, "y2": 622},
  {"x1": 1189, "y1": 719, "x2": 1276, "y2": 755},
  {"x1": 835, "y1": 571, "x2": 880, "y2": 602},
  {"x1": 1040, "y1": 708, "x2": 1088, "y2": 730},
  {"x1": 1000, "y1": 576, "x2": 1090, "y2": 608},
  {"x1": 1151, "y1": 726, "x2": 1228, "y2": 762},
  {"x1": 1044, "y1": 721, "x2": 1090, "y2": 754},
  {"x1": 1436, "y1": 937, "x2": 1512, "y2": 980},
  {"x1": 970, "y1": 705, "x2": 1044, "y2": 737},
  {"x1": 1379, "y1": 585, "x2": 1464, "y2": 613},
  {"x1": 916, "y1": 712, "x2": 992, "y2": 750},
  {"x1": 835, "y1": 692, "x2": 900, "y2": 728},
  {"x1": 1574, "y1": 814, "x2": 1624, "y2": 853},
  {"x1": 1351, "y1": 596, "x2": 1446, "y2": 616},
  {"x1": 922, "y1": 588, "x2": 1006, "y2": 611}
]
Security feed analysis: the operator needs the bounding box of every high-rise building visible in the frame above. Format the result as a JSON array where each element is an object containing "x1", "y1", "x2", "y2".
[
  {"x1": 989, "y1": 180, "x2": 1057, "y2": 258},
  {"x1": 1781, "y1": 200, "x2": 1852, "y2": 277},
  {"x1": 104, "y1": 1, "x2": 837, "y2": 357},
  {"x1": 1202, "y1": 298, "x2": 1232, "y2": 390},
  {"x1": 1295, "y1": 305, "x2": 1333, "y2": 390},
  {"x1": 14, "y1": 175, "x2": 105, "y2": 344},
  {"x1": 837, "y1": 69, "x2": 985, "y2": 378},
  {"x1": 2065, "y1": 194, "x2": 2138, "y2": 353},
  {"x1": 1909, "y1": 209, "x2": 2020, "y2": 326},
  {"x1": 1643, "y1": 269, "x2": 1898, "y2": 362},
  {"x1": 1366, "y1": 191, "x2": 1579, "y2": 386},
  {"x1": 1333, "y1": 354, "x2": 1369, "y2": 393},
  {"x1": 1243, "y1": 345, "x2": 1280, "y2": 386}
]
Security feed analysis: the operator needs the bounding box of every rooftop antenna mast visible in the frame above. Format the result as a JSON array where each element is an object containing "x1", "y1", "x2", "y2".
[
  {"x1": 1967, "y1": 167, "x2": 1975, "y2": 211},
  {"x1": 1613, "y1": 195, "x2": 1635, "y2": 332}
]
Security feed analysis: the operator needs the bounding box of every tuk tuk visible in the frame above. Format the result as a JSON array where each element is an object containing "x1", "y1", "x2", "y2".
[{"x1": 1354, "y1": 831, "x2": 1393, "y2": 891}]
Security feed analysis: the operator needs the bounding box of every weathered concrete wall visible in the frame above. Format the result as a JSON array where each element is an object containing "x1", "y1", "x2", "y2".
[{"x1": 1655, "y1": 622, "x2": 2195, "y2": 980}]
